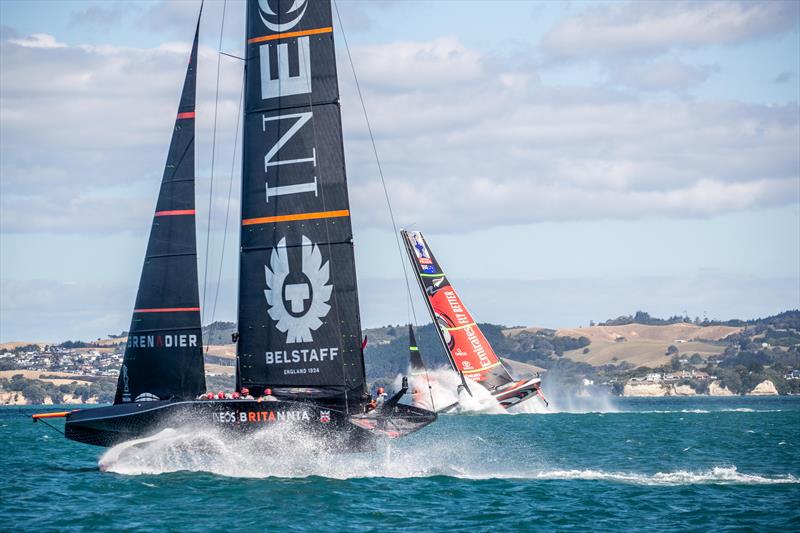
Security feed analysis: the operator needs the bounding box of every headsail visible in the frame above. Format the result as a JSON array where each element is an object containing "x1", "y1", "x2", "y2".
[
  {"x1": 115, "y1": 15, "x2": 204, "y2": 404},
  {"x1": 401, "y1": 230, "x2": 514, "y2": 391},
  {"x1": 237, "y1": 0, "x2": 366, "y2": 403}
]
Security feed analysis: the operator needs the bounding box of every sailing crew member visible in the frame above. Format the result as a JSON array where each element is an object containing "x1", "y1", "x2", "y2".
[
  {"x1": 240, "y1": 387, "x2": 253, "y2": 400},
  {"x1": 261, "y1": 388, "x2": 278, "y2": 401},
  {"x1": 217, "y1": 391, "x2": 225, "y2": 400},
  {"x1": 375, "y1": 387, "x2": 388, "y2": 408}
]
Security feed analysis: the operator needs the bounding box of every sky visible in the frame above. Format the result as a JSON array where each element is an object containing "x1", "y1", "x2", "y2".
[{"x1": 0, "y1": 0, "x2": 798, "y2": 342}]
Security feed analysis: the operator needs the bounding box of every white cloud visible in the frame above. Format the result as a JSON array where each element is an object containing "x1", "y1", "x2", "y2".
[
  {"x1": 346, "y1": 37, "x2": 485, "y2": 89},
  {"x1": 542, "y1": 1, "x2": 799, "y2": 59},
  {"x1": 610, "y1": 60, "x2": 714, "y2": 92},
  {"x1": 1, "y1": 27, "x2": 798, "y2": 235},
  {"x1": 8, "y1": 33, "x2": 66, "y2": 49},
  {"x1": 0, "y1": 32, "x2": 243, "y2": 233}
]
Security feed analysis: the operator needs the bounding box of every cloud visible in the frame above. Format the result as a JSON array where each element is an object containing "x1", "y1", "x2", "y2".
[
  {"x1": 69, "y1": 2, "x2": 139, "y2": 29},
  {"x1": 7, "y1": 33, "x2": 66, "y2": 49},
  {"x1": 339, "y1": 38, "x2": 798, "y2": 230},
  {"x1": 610, "y1": 60, "x2": 715, "y2": 92},
  {"x1": 1, "y1": 28, "x2": 798, "y2": 236},
  {"x1": 345, "y1": 37, "x2": 485, "y2": 89},
  {"x1": 542, "y1": 1, "x2": 800, "y2": 59},
  {"x1": 0, "y1": 32, "x2": 244, "y2": 233},
  {"x1": 774, "y1": 71, "x2": 794, "y2": 84}
]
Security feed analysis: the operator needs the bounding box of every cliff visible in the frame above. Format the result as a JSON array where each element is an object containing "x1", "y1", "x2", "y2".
[{"x1": 748, "y1": 380, "x2": 779, "y2": 396}]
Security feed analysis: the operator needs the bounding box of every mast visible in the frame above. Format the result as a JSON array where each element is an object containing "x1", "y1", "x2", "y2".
[
  {"x1": 236, "y1": 0, "x2": 366, "y2": 404},
  {"x1": 401, "y1": 230, "x2": 514, "y2": 392},
  {"x1": 115, "y1": 13, "x2": 204, "y2": 404}
]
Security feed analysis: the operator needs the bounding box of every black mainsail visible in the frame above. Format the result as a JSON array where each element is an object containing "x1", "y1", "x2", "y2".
[
  {"x1": 37, "y1": 1, "x2": 436, "y2": 449},
  {"x1": 237, "y1": 0, "x2": 366, "y2": 403},
  {"x1": 114, "y1": 19, "x2": 204, "y2": 404}
]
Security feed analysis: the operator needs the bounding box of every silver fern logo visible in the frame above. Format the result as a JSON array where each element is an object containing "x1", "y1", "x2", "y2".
[{"x1": 265, "y1": 236, "x2": 332, "y2": 343}]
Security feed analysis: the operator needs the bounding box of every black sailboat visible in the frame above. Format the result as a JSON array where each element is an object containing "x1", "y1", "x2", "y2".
[{"x1": 34, "y1": 0, "x2": 436, "y2": 449}]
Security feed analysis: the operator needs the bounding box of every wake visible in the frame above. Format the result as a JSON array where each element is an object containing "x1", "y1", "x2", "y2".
[{"x1": 98, "y1": 429, "x2": 797, "y2": 486}]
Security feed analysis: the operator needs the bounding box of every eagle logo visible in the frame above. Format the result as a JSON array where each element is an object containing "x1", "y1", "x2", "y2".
[{"x1": 265, "y1": 236, "x2": 332, "y2": 343}]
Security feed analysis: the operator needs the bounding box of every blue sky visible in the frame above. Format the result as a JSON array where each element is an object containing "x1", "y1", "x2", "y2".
[{"x1": 1, "y1": 0, "x2": 798, "y2": 341}]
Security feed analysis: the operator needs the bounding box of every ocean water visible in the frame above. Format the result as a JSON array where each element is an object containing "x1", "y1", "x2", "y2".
[{"x1": 2, "y1": 397, "x2": 799, "y2": 531}]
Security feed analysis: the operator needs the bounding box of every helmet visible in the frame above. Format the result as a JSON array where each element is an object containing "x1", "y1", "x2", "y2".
[
  {"x1": 207, "y1": 392, "x2": 215, "y2": 400},
  {"x1": 232, "y1": 392, "x2": 240, "y2": 399},
  {"x1": 217, "y1": 391, "x2": 225, "y2": 399},
  {"x1": 241, "y1": 387, "x2": 249, "y2": 395},
  {"x1": 264, "y1": 388, "x2": 273, "y2": 396},
  {"x1": 377, "y1": 387, "x2": 385, "y2": 394}
]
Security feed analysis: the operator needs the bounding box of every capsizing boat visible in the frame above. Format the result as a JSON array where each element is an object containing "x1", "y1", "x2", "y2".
[
  {"x1": 401, "y1": 230, "x2": 549, "y2": 410},
  {"x1": 33, "y1": 0, "x2": 436, "y2": 450}
]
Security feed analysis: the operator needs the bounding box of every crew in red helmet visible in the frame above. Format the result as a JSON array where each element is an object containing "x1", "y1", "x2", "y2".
[
  {"x1": 261, "y1": 387, "x2": 277, "y2": 401},
  {"x1": 217, "y1": 391, "x2": 225, "y2": 399},
  {"x1": 241, "y1": 387, "x2": 253, "y2": 400},
  {"x1": 232, "y1": 391, "x2": 240, "y2": 399}
]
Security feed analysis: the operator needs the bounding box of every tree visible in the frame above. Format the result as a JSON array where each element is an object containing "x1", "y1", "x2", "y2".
[{"x1": 666, "y1": 345, "x2": 679, "y2": 356}]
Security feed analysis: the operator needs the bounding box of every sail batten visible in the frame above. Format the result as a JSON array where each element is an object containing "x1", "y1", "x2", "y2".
[
  {"x1": 236, "y1": 0, "x2": 365, "y2": 403},
  {"x1": 114, "y1": 15, "x2": 205, "y2": 404}
]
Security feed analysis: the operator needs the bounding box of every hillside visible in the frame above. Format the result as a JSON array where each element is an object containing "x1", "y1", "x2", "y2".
[{"x1": 550, "y1": 323, "x2": 740, "y2": 368}]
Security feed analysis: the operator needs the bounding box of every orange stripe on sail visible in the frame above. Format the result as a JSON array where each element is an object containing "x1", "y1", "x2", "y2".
[
  {"x1": 248, "y1": 26, "x2": 332, "y2": 44},
  {"x1": 242, "y1": 209, "x2": 349, "y2": 226},
  {"x1": 176, "y1": 111, "x2": 195, "y2": 119},
  {"x1": 134, "y1": 307, "x2": 200, "y2": 313},
  {"x1": 155, "y1": 209, "x2": 196, "y2": 217}
]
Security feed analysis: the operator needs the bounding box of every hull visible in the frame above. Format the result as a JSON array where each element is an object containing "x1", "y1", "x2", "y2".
[
  {"x1": 493, "y1": 377, "x2": 546, "y2": 409},
  {"x1": 64, "y1": 399, "x2": 435, "y2": 450}
]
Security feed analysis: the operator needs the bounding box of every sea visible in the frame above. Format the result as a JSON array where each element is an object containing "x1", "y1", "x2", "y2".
[{"x1": 2, "y1": 396, "x2": 799, "y2": 532}]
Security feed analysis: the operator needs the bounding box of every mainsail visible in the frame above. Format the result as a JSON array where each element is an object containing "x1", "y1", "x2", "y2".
[
  {"x1": 401, "y1": 230, "x2": 514, "y2": 391},
  {"x1": 114, "y1": 17, "x2": 204, "y2": 404},
  {"x1": 237, "y1": 0, "x2": 366, "y2": 403}
]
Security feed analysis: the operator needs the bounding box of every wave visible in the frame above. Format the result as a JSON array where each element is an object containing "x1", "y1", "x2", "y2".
[
  {"x1": 521, "y1": 467, "x2": 798, "y2": 486},
  {"x1": 633, "y1": 408, "x2": 784, "y2": 414}
]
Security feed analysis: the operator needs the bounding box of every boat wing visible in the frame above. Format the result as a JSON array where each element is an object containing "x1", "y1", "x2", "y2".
[{"x1": 401, "y1": 230, "x2": 515, "y2": 391}]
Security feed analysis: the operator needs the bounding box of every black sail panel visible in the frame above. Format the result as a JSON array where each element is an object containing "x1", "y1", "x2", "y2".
[
  {"x1": 409, "y1": 325, "x2": 426, "y2": 375},
  {"x1": 115, "y1": 18, "x2": 205, "y2": 404},
  {"x1": 237, "y1": 0, "x2": 365, "y2": 403}
]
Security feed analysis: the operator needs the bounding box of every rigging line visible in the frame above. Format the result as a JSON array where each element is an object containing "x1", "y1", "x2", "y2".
[
  {"x1": 332, "y1": 1, "x2": 420, "y2": 329},
  {"x1": 207, "y1": 67, "x2": 244, "y2": 340},
  {"x1": 333, "y1": 1, "x2": 436, "y2": 409},
  {"x1": 39, "y1": 418, "x2": 65, "y2": 436},
  {"x1": 201, "y1": 0, "x2": 228, "y2": 325}
]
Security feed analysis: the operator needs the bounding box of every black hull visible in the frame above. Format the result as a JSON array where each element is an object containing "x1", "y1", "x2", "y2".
[{"x1": 64, "y1": 399, "x2": 435, "y2": 450}]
